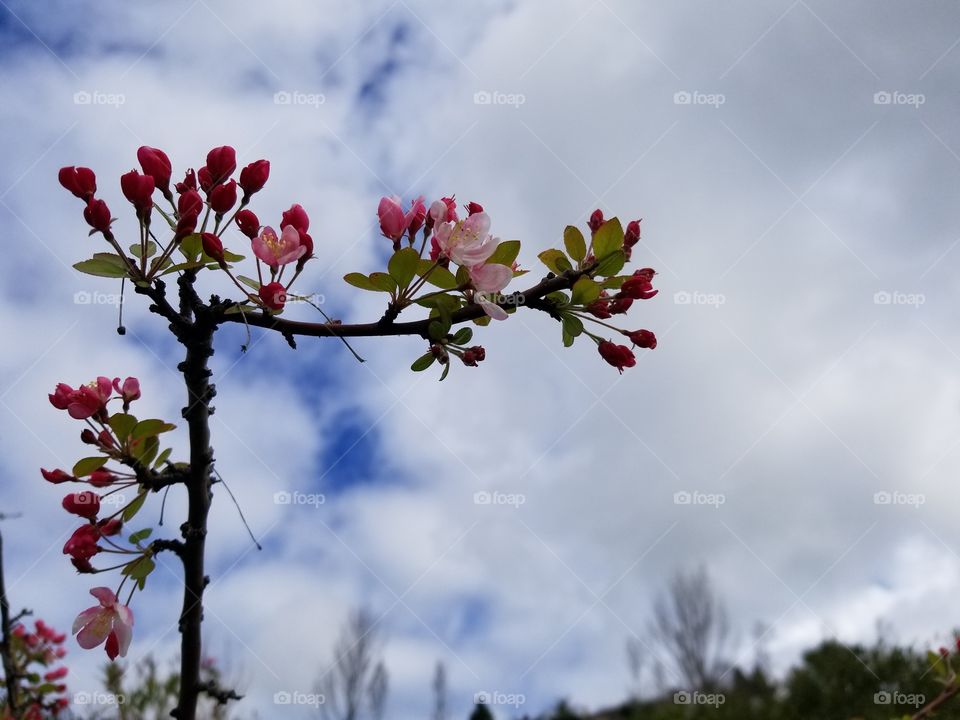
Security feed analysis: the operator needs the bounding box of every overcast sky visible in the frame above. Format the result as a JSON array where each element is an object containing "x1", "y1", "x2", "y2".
[{"x1": 2, "y1": 1, "x2": 960, "y2": 718}]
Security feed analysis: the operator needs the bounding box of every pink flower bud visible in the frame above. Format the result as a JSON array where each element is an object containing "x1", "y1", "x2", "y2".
[
  {"x1": 624, "y1": 219, "x2": 641, "y2": 247},
  {"x1": 465, "y1": 201, "x2": 484, "y2": 216},
  {"x1": 258, "y1": 281, "x2": 286, "y2": 311},
  {"x1": 624, "y1": 329, "x2": 657, "y2": 349},
  {"x1": 41, "y1": 468, "x2": 74, "y2": 484},
  {"x1": 280, "y1": 203, "x2": 310, "y2": 234},
  {"x1": 588, "y1": 208, "x2": 604, "y2": 234},
  {"x1": 201, "y1": 233, "x2": 225, "y2": 264},
  {"x1": 120, "y1": 170, "x2": 155, "y2": 218},
  {"x1": 176, "y1": 169, "x2": 197, "y2": 194},
  {"x1": 178, "y1": 190, "x2": 203, "y2": 217},
  {"x1": 598, "y1": 340, "x2": 636, "y2": 373},
  {"x1": 83, "y1": 199, "x2": 112, "y2": 234},
  {"x1": 112, "y1": 376, "x2": 140, "y2": 404},
  {"x1": 377, "y1": 196, "x2": 406, "y2": 242},
  {"x1": 88, "y1": 470, "x2": 116, "y2": 488},
  {"x1": 235, "y1": 209, "x2": 260, "y2": 239}
]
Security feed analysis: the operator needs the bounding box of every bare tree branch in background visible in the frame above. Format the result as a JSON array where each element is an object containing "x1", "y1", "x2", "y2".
[
  {"x1": 647, "y1": 566, "x2": 732, "y2": 691},
  {"x1": 625, "y1": 637, "x2": 646, "y2": 700},
  {"x1": 431, "y1": 661, "x2": 447, "y2": 720},
  {"x1": 317, "y1": 608, "x2": 389, "y2": 720}
]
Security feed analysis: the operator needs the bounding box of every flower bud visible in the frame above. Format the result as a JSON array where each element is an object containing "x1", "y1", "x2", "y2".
[
  {"x1": 239, "y1": 159, "x2": 270, "y2": 197},
  {"x1": 597, "y1": 340, "x2": 636, "y2": 373},
  {"x1": 62, "y1": 491, "x2": 100, "y2": 519},
  {"x1": 235, "y1": 209, "x2": 260, "y2": 239},
  {"x1": 280, "y1": 203, "x2": 310, "y2": 234},
  {"x1": 178, "y1": 189, "x2": 204, "y2": 217},
  {"x1": 41, "y1": 468, "x2": 74, "y2": 484},
  {"x1": 58, "y1": 166, "x2": 97, "y2": 201},
  {"x1": 205, "y1": 145, "x2": 237, "y2": 184},
  {"x1": 209, "y1": 179, "x2": 237, "y2": 214},
  {"x1": 465, "y1": 201, "x2": 484, "y2": 216},
  {"x1": 201, "y1": 233, "x2": 225, "y2": 264},
  {"x1": 624, "y1": 329, "x2": 657, "y2": 349},
  {"x1": 176, "y1": 169, "x2": 197, "y2": 194},
  {"x1": 137, "y1": 146, "x2": 172, "y2": 194},
  {"x1": 588, "y1": 208, "x2": 604, "y2": 234},
  {"x1": 83, "y1": 199, "x2": 112, "y2": 234},
  {"x1": 120, "y1": 170, "x2": 155, "y2": 218},
  {"x1": 257, "y1": 281, "x2": 286, "y2": 311},
  {"x1": 88, "y1": 470, "x2": 116, "y2": 488},
  {"x1": 624, "y1": 219, "x2": 641, "y2": 247}
]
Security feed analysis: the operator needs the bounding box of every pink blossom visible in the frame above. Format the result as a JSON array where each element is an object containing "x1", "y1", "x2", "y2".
[
  {"x1": 469, "y1": 262, "x2": 513, "y2": 321},
  {"x1": 434, "y1": 212, "x2": 499, "y2": 268},
  {"x1": 72, "y1": 587, "x2": 133, "y2": 660},
  {"x1": 112, "y1": 377, "x2": 140, "y2": 405},
  {"x1": 63, "y1": 378, "x2": 113, "y2": 420},
  {"x1": 378, "y1": 196, "x2": 407, "y2": 241},
  {"x1": 252, "y1": 226, "x2": 306, "y2": 268}
]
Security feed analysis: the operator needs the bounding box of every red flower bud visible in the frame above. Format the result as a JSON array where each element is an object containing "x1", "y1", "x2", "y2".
[
  {"x1": 297, "y1": 231, "x2": 314, "y2": 270},
  {"x1": 58, "y1": 166, "x2": 97, "y2": 200},
  {"x1": 41, "y1": 468, "x2": 74, "y2": 484},
  {"x1": 209, "y1": 179, "x2": 237, "y2": 214},
  {"x1": 80, "y1": 428, "x2": 98, "y2": 444},
  {"x1": 201, "y1": 232, "x2": 225, "y2": 264},
  {"x1": 624, "y1": 219, "x2": 641, "y2": 247},
  {"x1": 586, "y1": 299, "x2": 612, "y2": 319},
  {"x1": 588, "y1": 208, "x2": 604, "y2": 234},
  {"x1": 98, "y1": 518, "x2": 123, "y2": 536},
  {"x1": 598, "y1": 340, "x2": 636, "y2": 373},
  {"x1": 83, "y1": 199, "x2": 112, "y2": 234},
  {"x1": 465, "y1": 201, "x2": 484, "y2": 216},
  {"x1": 120, "y1": 170, "x2": 155, "y2": 218},
  {"x1": 462, "y1": 345, "x2": 486, "y2": 366},
  {"x1": 71, "y1": 558, "x2": 95, "y2": 573},
  {"x1": 197, "y1": 166, "x2": 213, "y2": 193},
  {"x1": 137, "y1": 146, "x2": 172, "y2": 194},
  {"x1": 618, "y1": 269, "x2": 658, "y2": 300},
  {"x1": 176, "y1": 169, "x2": 197, "y2": 194},
  {"x1": 44, "y1": 667, "x2": 68, "y2": 681},
  {"x1": 88, "y1": 469, "x2": 115, "y2": 488},
  {"x1": 235, "y1": 209, "x2": 260, "y2": 239},
  {"x1": 178, "y1": 189, "x2": 204, "y2": 217},
  {"x1": 48, "y1": 383, "x2": 74, "y2": 410},
  {"x1": 62, "y1": 491, "x2": 100, "y2": 519},
  {"x1": 239, "y1": 159, "x2": 270, "y2": 197},
  {"x1": 280, "y1": 203, "x2": 309, "y2": 234},
  {"x1": 205, "y1": 145, "x2": 236, "y2": 184},
  {"x1": 258, "y1": 281, "x2": 286, "y2": 311},
  {"x1": 609, "y1": 297, "x2": 633, "y2": 314},
  {"x1": 624, "y1": 329, "x2": 657, "y2": 349},
  {"x1": 174, "y1": 210, "x2": 199, "y2": 241}
]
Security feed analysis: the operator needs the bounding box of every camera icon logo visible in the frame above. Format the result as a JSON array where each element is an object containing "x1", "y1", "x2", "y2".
[
  {"x1": 274, "y1": 691, "x2": 292, "y2": 704},
  {"x1": 74, "y1": 291, "x2": 92, "y2": 305},
  {"x1": 274, "y1": 91, "x2": 292, "y2": 105},
  {"x1": 674, "y1": 291, "x2": 692, "y2": 305},
  {"x1": 474, "y1": 691, "x2": 490, "y2": 704},
  {"x1": 673, "y1": 91, "x2": 692, "y2": 105},
  {"x1": 473, "y1": 491, "x2": 492, "y2": 505},
  {"x1": 674, "y1": 691, "x2": 691, "y2": 704},
  {"x1": 873, "y1": 91, "x2": 892, "y2": 105},
  {"x1": 874, "y1": 491, "x2": 892, "y2": 505},
  {"x1": 474, "y1": 91, "x2": 492, "y2": 105},
  {"x1": 273, "y1": 491, "x2": 292, "y2": 505},
  {"x1": 674, "y1": 491, "x2": 692, "y2": 505},
  {"x1": 874, "y1": 691, "x2": 892, "y2": 704},
  {"x1": 73, "y1": 91, "x2": 92, "y2": 105}
]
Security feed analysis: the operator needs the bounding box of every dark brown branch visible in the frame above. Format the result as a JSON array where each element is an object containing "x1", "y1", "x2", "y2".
[
  {"x1": 134, "y1": 464, "x2": 189, "y2": 492},
  {"x1": 218, "y1": 268, "x2": 591, "y2": 339},
  {"x1": 0, "y1": 525, "x2": 17, "y2": 715},
  {"x1": 197, "y1": 680, "x2": 243, "y2": 705},
  {"x1": 912, "y1": 681, "x2": 960, "y2": 719}
]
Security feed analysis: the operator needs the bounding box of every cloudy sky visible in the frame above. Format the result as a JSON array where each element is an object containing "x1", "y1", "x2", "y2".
[{"x1": 2, "y1": 0, "x2": 960, "y2": 717}]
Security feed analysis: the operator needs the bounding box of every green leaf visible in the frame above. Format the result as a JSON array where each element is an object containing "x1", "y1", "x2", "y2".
[
  {"x1": 221, "y1": 249, "x2": 245, "y2": 263},
  {"x1": 538, "y1": 249, "x2": 572, "y2": 275},
  {"x1": 593, "y1": 218, "x2": 624, "y2": 260},
  {"x1": 570, "y1": 277, "x2": 601, "y2": 305},
  {"x1": 601, "y1": 275, "x2": 632, "y2": 289},
  {"x1": 416, "y1": 260, "x2": 458, "y2": 290},
  {"x1": 109, "y1": 413, "x2": 138, "y2": 441},
  {"x1": 562, "y1": 328, "x2": 575, "y2": 348},
  {"x1": 122, "y1": 492, "x2": 148, "y2": 522},
  {"x1": 368, "y1": 272, "x2": 397, "y2": 293},
  {"x1": 428, "y1": 320, "x2": 449, "y2": 341},
  {"x1": 411, "y1": 353, "x2": 436, "y2": 372},
  {"x1": 131, "y1": 419, "x2": 176, "y2": 441},
  {"x1": 473, "y1": 315, "x2": 492, "y2": 327},
  {"x1": 563, "y1": 226, "x2": 587, "y2": 263},
  {"x1": 439, "y1": 362, "x2": 451, "y2": 382},
  {"x1": 487, "y1": 240, "x2": 521, "y2": 267},
  {"x1": 179, "y1": 234, "x2": 202, "y2": 262},
  {"x1": 132, "y1": 435, "x2": 160, "y2": 466},
  {"x1": 128, "y1": 528, "x2": 152, "y2": 545},
  {"x1": 122, "y1": 556, "x2": 155, "y2": 591},
  {"x1": 547, "y1": 291, "x2": 571, "y2": 307},
  {"x1": 594, "y1": 249, "x2": 625, "y2": 277},
  {"x1": 388, "y1": 248, "x2": 420, "y2": 288},
  {"x1": 452, "y1": 327, "x2": 473, "y2": 346},
  {"x1": 73, "y1": 256, "x2": 129, "y2": 278},
  {"x1": 72, "y1": 456, "x2": 108, "y2": 477},
  {"x1": 129, "y1": 241, "x2": 158, "y2": 259},
  {"x1": 343, "y1": 272, "x2": 377, "y2": 291},
  {"x1": 237, "y1": 275, "x2": 261, "y2": 291},
  {"x1": 562, "y1": 314, "x2": 584, "y2": 339},
  {"x1": 153, "y1": 447, "x2": 172, "y2": 468}
]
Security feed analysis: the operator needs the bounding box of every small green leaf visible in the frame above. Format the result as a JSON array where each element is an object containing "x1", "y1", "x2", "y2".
[
  {"x1": 538, "y1": 249, "x2": 572, "y2": 274},
  {"x1": 562, "y1": 314, "x2": 584, "y2": 339},
  {"x1": 179, "y1": 234, "x2": 202, "y2": 262},
  {"x1": 131, "y1": 419, "x2": 176, "y2": 441},
  {"x1": 411, "y1": 353, "x2": 436, "y2": 372},
  {"x1": 368, "y1": 272, "x2": 397, "y2": 293},
  {"x1": 153, "y1": 447, "x2": 172, "y2": 469},
  {"x1": 416, "y1": 260, "x2": 458, "y2": 290},
  {"x1": 439, "y1": 362, "x2": 451, "y2": 381},
  {"x1": 452, "y1": 327, "x2": 473, "y2": 346},
  {"x1": 129, "y1": 241, "x2": 158, "y2": 259},
  {"x1": 487, "y1": 240, "x2": 521, "y2": 267},
  {"x1": 221, "y1": 249, "x2": 245, "y2": 263},
  {"x1": 563, "y1": 226, "x2": 587, "y2": 263},
  {"x1": 128, "y1": 528, "x2": 152, "y2": 545},
  {"x1": 593, "y1": 218, "x2": 624, "y2": 260},
  {"x1": 594, "y1": 249, "x2": 625, "y2": 277},
  {"x1": 72, "y1": 456, "x2": 108, "y2": 477},
  {"x1": 109, "y1": 413, "x2": 138, "y2": 440},
  {"x1": 388, "y1": 247, "x2": 420, "y2": 288},
  {"x1": 122, "y1": 491, "x2": 148, "y2": 522},
  {"x1": 132, "y1": 435, "x2": 160, "y2": 466},
  {"x1": 237, "y1": 275, "x2": 261, "y2": 291},
  {"x1": 562, "y1": 328, "x2": 575, "y2": 348},
  {"x1": 343, "y1": 272, "x2": 377, "y2": 291},
  {"x1": 73, "y1": 257, "x2": 129, "y2": 278},
  {"x1": 122, "y1": 556, "x2": 155, "y2": 591},
  {"x1": 570, "y1": 277, "x2": 601, "y2": 305}
]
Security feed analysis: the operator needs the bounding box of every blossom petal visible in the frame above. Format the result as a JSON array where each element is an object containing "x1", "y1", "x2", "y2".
[
  {"x1": 478, "y1": 296, "x2": 509, "y2": 321},
  {"x1": 72, "y1": 607, "x2": 100, "y2": 635},
  {"x1": 76, "y1": 613, "x2": 112, "y2": 649},
  {"x1": 89, "y1": 587, "x2": 116, "y2": 607}
]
